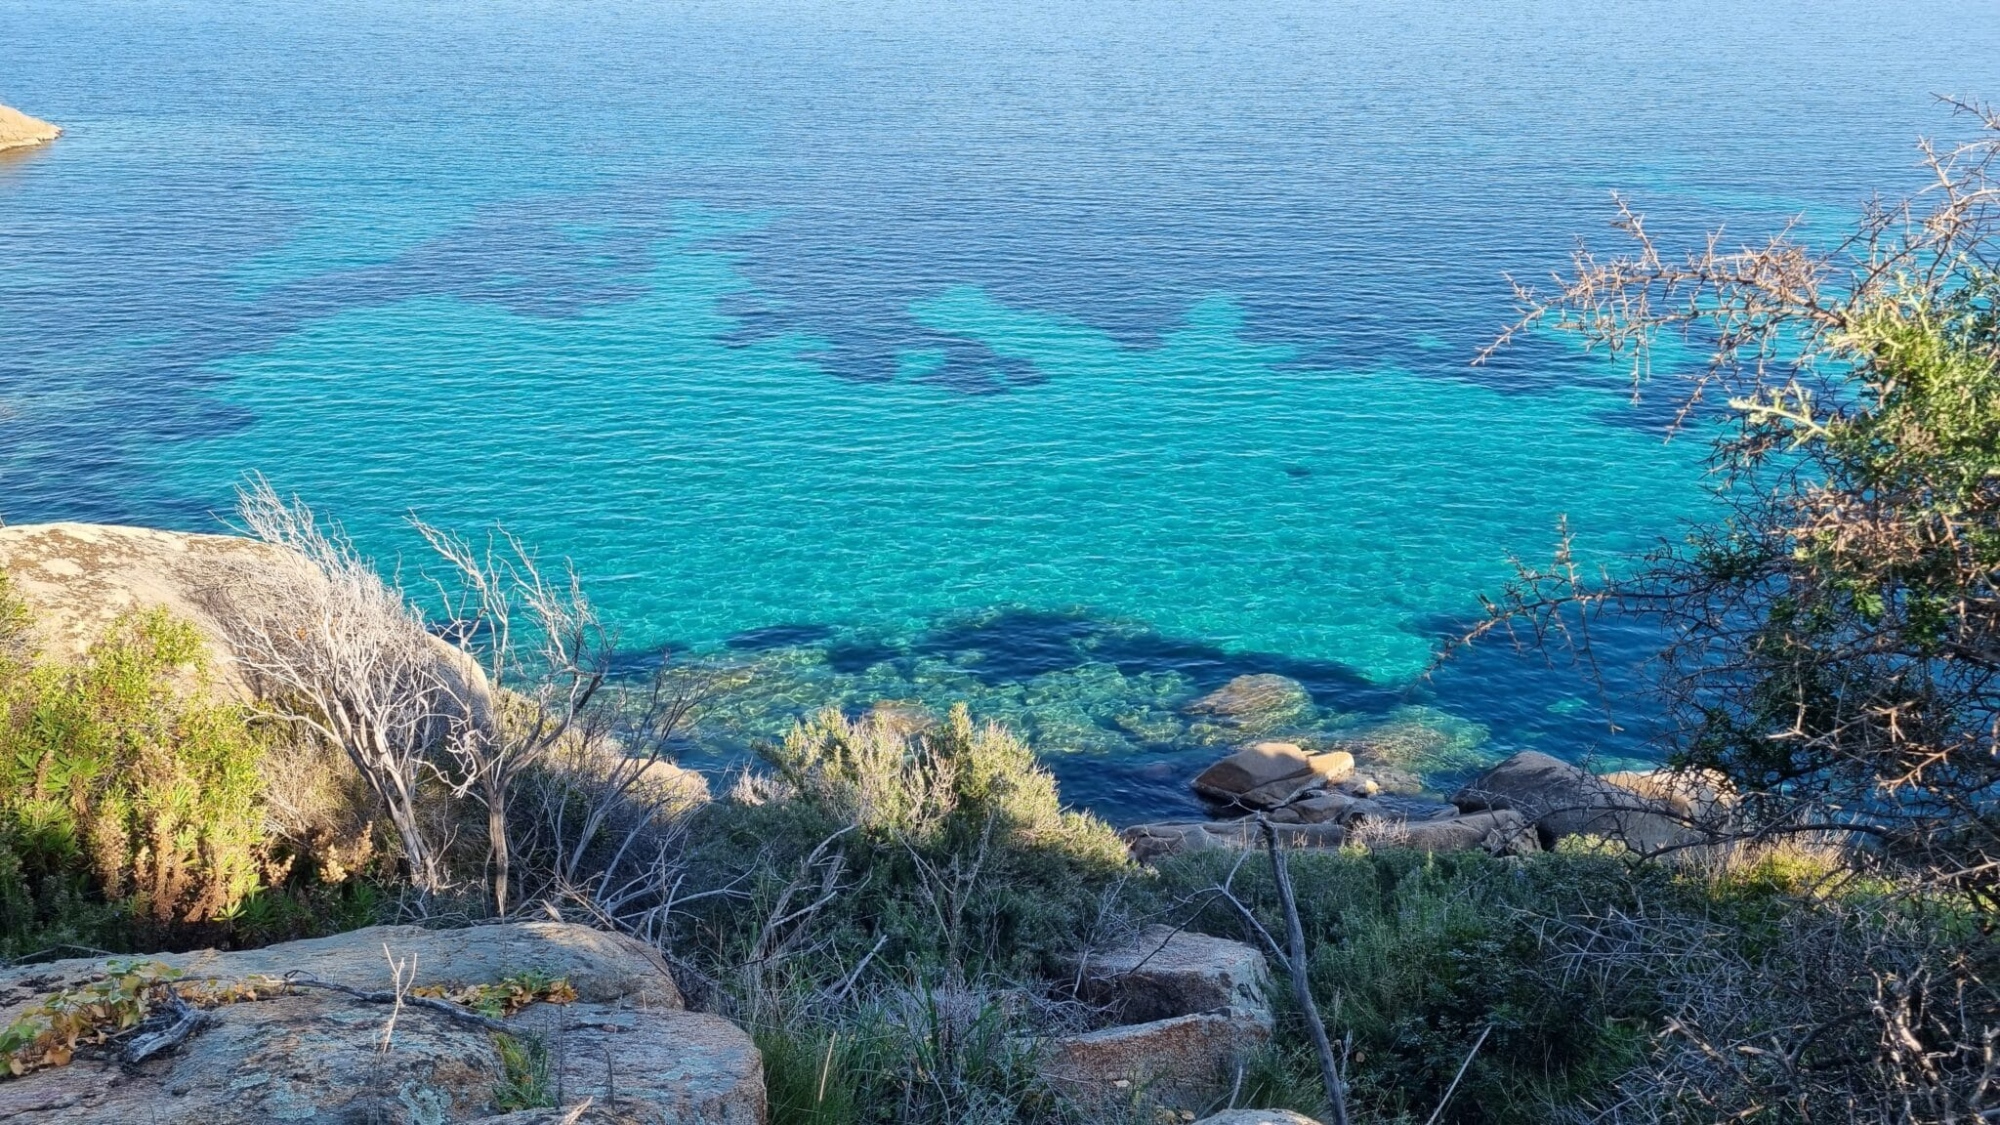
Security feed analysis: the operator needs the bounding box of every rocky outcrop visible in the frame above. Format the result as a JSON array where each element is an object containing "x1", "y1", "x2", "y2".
[
  {"x1": 1123, "y1": 819, "x2": 1347, "y2": 863},
  {"x1": 0, "y1": 922, "x2": 765, "y2": 1124},
  {"x1": 1193, "y1": 742, "x2": 1354, "y2": 810},
  {"x1": 1129, "y1": 736, "x2": 1549, "y2": 863},
  {"x1": 1365, "y1": 809, "x2": 1537, "y2": 853},
  {"x1": 1043, "y1": 927, "x2": 1273, "y2": 1112},
  {"x1": 0, "y1": 104, "x2": 60, "y2": 152},
  {"x1": 1452, "y1": 751, "x2": 1729, "y2": 855},
  {"x1": 0, "y1": 522, "x2": 485, "y2": 708}
]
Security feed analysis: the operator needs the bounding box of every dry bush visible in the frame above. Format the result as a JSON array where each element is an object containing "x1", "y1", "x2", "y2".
[
  {"x1": 415, "y1": 520, "x2": 619, "y2": 915},
  {"x1": 509, "y1": 667, "x2": 718, "y2": 943},
  {"x1": 219, "y1": 479, "x2": 474, "y2": 896},
  {"x1": 254, "y1": 729, "x2": 378, "y2": 884},
  {"x1": 1542, "y1": 891, "x2": 1998, "y2": 1125}
]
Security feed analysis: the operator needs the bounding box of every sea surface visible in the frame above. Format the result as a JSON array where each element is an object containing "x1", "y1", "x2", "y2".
[{"x1": 5, "y1": 0, "x2": 1999, "y2": 821}]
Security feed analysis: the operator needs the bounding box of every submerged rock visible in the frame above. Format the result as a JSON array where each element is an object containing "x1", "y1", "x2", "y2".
[
  {"x1": 0, "y1": 922, "x2": 764, "y2": 1124},
  {"x1": 1182, "y1": 673, "x2": 1312, "y2": 731},
  {"x1": 0, "y1": 104, "x2": 60, "y2": 151}
]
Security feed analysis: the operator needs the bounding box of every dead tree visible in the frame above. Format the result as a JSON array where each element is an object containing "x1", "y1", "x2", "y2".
[
  {"x1": 223, "y1": 479, "x2": 462, "y2": 896},
  {"x1": 416, "y1": 521, "x2": 612, "y2": 916}
]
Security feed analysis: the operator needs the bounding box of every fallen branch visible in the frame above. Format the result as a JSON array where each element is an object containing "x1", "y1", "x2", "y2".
[
  {"x1": 119, "y1": 991, "x2": 210, "y2": 1065},
  {"x1": 281, "y1": 974, "x2": 512, "y2": 1033}
]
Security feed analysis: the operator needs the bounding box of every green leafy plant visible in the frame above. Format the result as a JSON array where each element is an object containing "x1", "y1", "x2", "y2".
[
  {"x1": 0, "y1": 597, "x2": 274, "y2": 950},
  {"x1": 415, "y1": 971, "x2": 579, "y2": 1018},
  {"x1": 0, "y1": 959, "x2": 184, "y2": 1076}
]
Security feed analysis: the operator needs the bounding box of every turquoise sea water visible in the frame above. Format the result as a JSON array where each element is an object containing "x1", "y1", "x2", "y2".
[{"x1": 6, "y1": 0, "x2": 2000, "y2": 819}]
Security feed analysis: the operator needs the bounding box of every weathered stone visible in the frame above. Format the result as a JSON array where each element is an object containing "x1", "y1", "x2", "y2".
[
  {"x1": 1194, "y1": 743, "x2": 1313, "y2": 797},
  {"x1": 1044, "y1": 925, "x2": 1274, "y2": 1112},
  {"x1": 1192, "y1": 1111, "x2": 1325, "y2": 1125},
  {"x1": 1042, "y1": 1012, "x2": 1271, "y2": 1112},
  {"x1": 1453, "y1": 751, "x2": 1713, "y2": 854},
  {"x1": 0, "y1": 922, "x2": 683, "y2": 1028},
  {"x1": 1307, "y1": 750, "x2": 1354, "y2": 782},
  {"x1": 1266, "y1": 790, "x2": 1368, "y2": 825},
  {"x1": 1122, "y1": 819, "x2": 1348, "y2": 862},
  {"x1": 1359, "y1": 793, "x2": 1461, "y2": 822},
  {"x1": 0, "y1": 523, "x2": 488, "y2": 713},
  {"x1": 1183, "y1": 674, "x2": 1312, "y2": 731},
  {"x1": 1076, "y1": 925, "x2": 1271, "y2": 1026},
  {"x1": 1127, "y1": 808, "x2": 1538, "y2": 860},
  {"x1": 0, "y1": 922, "x2": 763, "y2": 1124},
  {"x1": 1602, "y1": 768, "x2": 1736, "y2": 823},
  {"x1": 1369, "y1": 809, "x2": 1541, "y2": 855},
  {"x1": 1195, "y1": 743, "x2": 1356, "y2": 811},
  {"x1": 0, "y1": 104, "x2": 60, "y2": 152},
  {"x1": 1234, "y1": 773, "x2": 1326, "y2": 809},
  {"x1": 1123, "y1": 821, "x2": 1230, "y2": 862}
]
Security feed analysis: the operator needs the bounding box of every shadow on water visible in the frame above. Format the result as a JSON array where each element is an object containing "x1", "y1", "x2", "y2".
[
  {"x1": 725, "y1": 623, "x2": 836, "y2": 651},
  {"x1": 905, "y1": 606, "x2": 1403, "y2": 709}
]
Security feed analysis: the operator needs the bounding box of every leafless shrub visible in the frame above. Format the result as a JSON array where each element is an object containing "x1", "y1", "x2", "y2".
[
  {"x1": 511, "y1": 665, "x2": 727, "y2": 946},
  {"x1": 415, "y1": 521, "x2": 616, "y2": 915},
  {"x1": 1212, "y1": 818, "x2": 1353, "y2": 1125},
  {"x1": 742, "y1": 826, "x2": 853, "y2": 1001},
  {"x1": 1542, "y1": 895, "x2": 2000, "y2": 1125},
  {"x1": 220, "y1": 478, "x2": 469, "y2": 896}
]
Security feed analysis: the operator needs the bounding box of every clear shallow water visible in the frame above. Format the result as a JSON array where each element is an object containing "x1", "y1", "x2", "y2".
[{"x1": 5, "y1": 0, "x2": 1999, "y2": 820}]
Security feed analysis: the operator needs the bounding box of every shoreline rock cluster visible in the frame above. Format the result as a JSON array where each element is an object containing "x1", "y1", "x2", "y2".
[
  {"x1": 1123, "y1": 674, "x2": 1730, "y2": 864},
  {"x1": 0, "y1": 104, "x2": 61, "y2": 152}
]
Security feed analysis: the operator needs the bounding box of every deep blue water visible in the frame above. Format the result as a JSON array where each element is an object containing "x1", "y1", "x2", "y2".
[{"x1": 5, "y1": 0, "x2": 1998, "y2": 820}]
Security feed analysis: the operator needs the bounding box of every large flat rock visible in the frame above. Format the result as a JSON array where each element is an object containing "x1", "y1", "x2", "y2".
[
  {"x1": 1077, "y1": 925, "x2": 1271, "y2": 1026},
  {"x1": 0, "y1": 923, "x2": 763, "y2": 1124},
  {"x1": 0, "y1": 923, "x2": 683, "y2": 1024},
  {"x1": 1042, "y1": 1011, "x2": 1271, "y2": 1113}
]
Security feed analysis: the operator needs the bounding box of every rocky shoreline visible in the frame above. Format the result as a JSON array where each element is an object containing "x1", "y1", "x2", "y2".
[
  {"x1": 0, "y1": 522, "x2": 1726, "y2": 1124},
  {"x1": 1124, "y1": 673, "x2": 1730, "y2": 864}
]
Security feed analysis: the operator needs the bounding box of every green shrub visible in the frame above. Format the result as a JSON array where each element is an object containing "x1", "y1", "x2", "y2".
[
  {"x1": 0, "y1": 577, "x2": 322, "y2": 955},
  {"x1": 663, "y1": 705, "x2": 1131, "y2": 1125},
  {"x1": 683, "y1": 704, "x2": 1130, "y2": 989},
  {"x1": 0, "y1": 601, "x2": 271, "y2": 950},
  {"x1": 755, "y1": 983, "x2": 1068, "y2": 1125},
  {"x1": 1142, "y1": 847, "x2": 1680, "y2": 1124}
]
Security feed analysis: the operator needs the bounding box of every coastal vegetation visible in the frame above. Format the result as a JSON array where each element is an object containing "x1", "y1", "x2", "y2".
[
  {"x1": 0, "y1": 591, "x2": 269, "y2": 952},
  {"x1": 3, "y1": 102, "x2": 2000, "y2": 1125}
]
